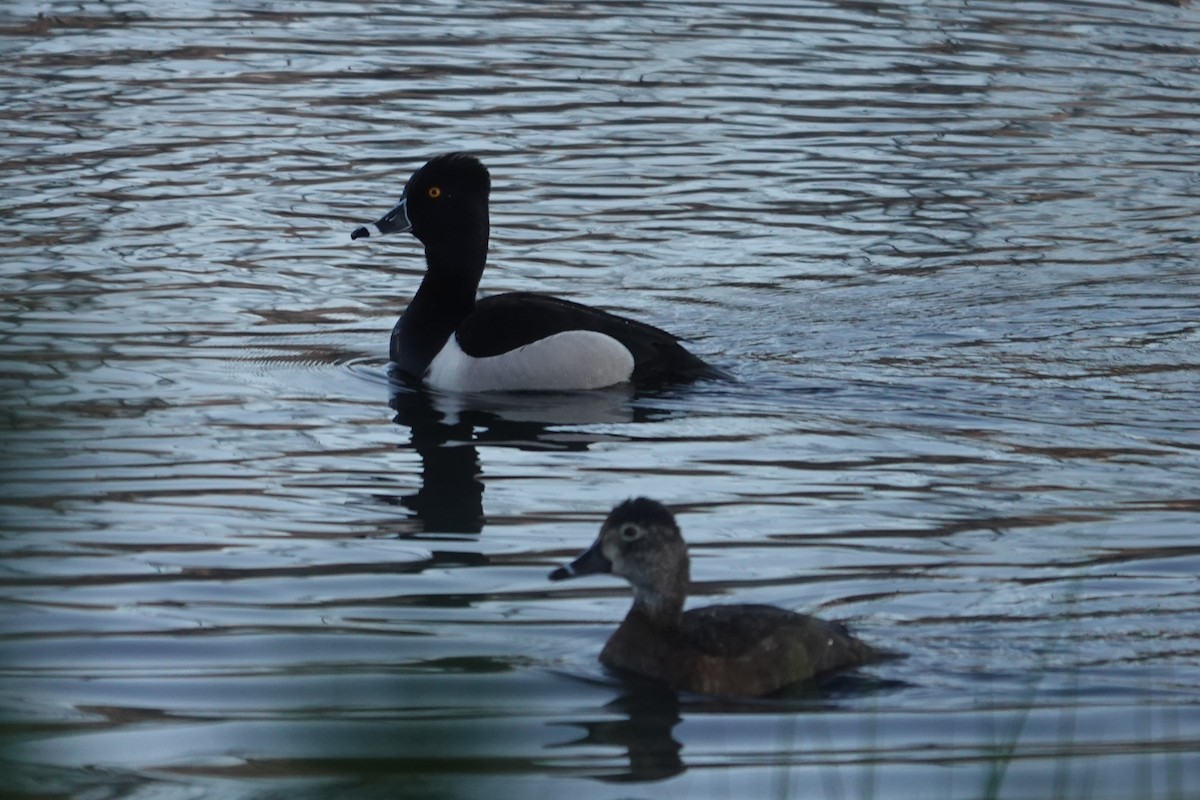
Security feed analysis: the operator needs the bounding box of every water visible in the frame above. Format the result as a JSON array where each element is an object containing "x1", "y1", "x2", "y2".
[{"x1": 2, "y1": 1, "x2": 1199, "y2": 797}]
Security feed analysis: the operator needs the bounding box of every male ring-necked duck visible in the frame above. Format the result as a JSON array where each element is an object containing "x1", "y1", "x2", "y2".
[
  {"x1": 352, "y1": 153, "x2": 720, "y2": 392},
  {"x1": 550, "y1": 498, "x2": 878, "y2": 697}
]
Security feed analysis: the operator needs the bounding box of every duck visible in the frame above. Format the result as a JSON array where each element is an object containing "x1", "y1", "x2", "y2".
[
  {"x1": 351, "y1": 153, "x2": 720, "y2": 392},
  {"x1": 549, "y1": 498, "x2": 878, "y2": 697}
]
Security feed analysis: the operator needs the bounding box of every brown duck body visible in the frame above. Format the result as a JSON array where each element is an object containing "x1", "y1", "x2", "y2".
[
  {"x1": 601, "y1": 604, "x2": 876, "y2": 697},
  {"x1": 550, "y1": 497, "x2": 879, "y2": 698}
]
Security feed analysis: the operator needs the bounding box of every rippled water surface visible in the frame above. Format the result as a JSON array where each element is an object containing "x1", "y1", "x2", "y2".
[{"x1": 3, "y1": 1, "x2": 1200, "y2": 797}]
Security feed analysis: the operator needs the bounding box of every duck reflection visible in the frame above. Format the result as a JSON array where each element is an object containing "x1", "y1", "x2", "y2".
[
  {"x1": 553, "y1": 672, "x2": 899, "y2": 784},
  {"x1": 388, "y1": 383, "x2": 485, "y2": 533},
  {"x1": 387, "y1": 375, "x2": 669, "y2": 534},
  {"x1": 553, "y1": 680, "x2": 684, "y2": 783}
]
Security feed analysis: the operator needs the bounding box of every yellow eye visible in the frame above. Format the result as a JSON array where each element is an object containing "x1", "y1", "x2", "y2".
[{"x1": 427, "y1": 186, "x2": 442, "y2": 199}]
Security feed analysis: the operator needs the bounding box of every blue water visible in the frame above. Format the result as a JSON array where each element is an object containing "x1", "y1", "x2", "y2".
[{"x1": 2, "y1": 1, "x2": 1199, "y2": 798}]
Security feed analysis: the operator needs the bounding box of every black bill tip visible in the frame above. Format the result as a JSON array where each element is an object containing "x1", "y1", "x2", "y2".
[
  {"x1": 350, "y1": 226, "x2": 370, "y2": 240},
  {"x1": 548, "y1": 565, "x2": 574, "y2": 582}
]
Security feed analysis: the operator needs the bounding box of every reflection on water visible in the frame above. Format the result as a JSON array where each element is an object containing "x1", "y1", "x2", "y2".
[
  {"x1": 389, "y1": 379, "x2": 683, "y2": 533},
  {"x1": 556, "y1": 683, "x2": 686, "y2": 783},
  {"x1": 3, "y1": 0, "x2": 1200, "y2": 797}
]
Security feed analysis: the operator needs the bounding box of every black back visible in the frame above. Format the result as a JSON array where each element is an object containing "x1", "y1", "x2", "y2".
[{"x1": 459, "y1": 292, "x2": 718, "y2": 384}]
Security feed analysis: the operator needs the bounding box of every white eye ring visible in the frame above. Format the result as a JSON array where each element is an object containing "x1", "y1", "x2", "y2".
[{"x1": 619, "y1": 524, "x2": 642, "y2": 541}]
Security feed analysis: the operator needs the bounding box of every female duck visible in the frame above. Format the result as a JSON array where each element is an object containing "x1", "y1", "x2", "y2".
[
  {"x1": 352, "y1": 153, "x2": 719, "y2": 392},
  {"x1": 550, "y1": 498, "x2": 878, "y2": 697}
]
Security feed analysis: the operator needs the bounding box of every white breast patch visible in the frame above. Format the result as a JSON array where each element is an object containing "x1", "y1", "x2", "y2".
[{"x1": 425, "y1": 330, "x2": 635, "y2": 392}]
